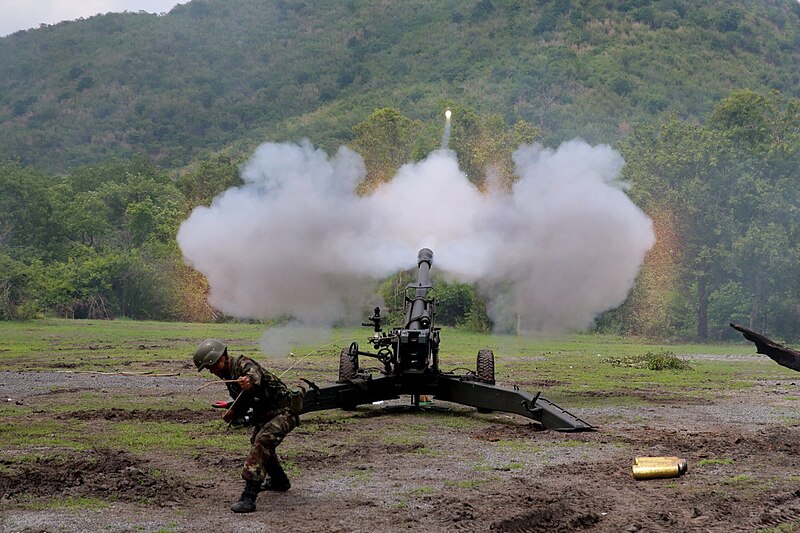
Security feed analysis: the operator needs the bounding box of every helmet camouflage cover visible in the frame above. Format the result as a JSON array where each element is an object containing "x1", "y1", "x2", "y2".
[{"x1": 193, "y1": 338, "x2": 227, "y2": 371}]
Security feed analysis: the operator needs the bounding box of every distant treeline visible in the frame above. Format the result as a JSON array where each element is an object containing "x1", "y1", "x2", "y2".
[{"x1": 1, "y1": 91, "x2": 798, "y2": 340}]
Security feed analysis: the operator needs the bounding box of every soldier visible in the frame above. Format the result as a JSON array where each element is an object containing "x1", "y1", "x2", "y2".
[{"x1": 193, "y1": 339, "x2": 304, "y2": 513}]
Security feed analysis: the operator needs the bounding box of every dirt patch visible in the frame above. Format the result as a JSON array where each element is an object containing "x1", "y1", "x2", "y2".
[
  {"x1": 62, "y1": 408, "x2": 209, "y2": 423},
  {"x1": 580, "y1": 388, "x2": 716, "y2": 405},
  {"x1": 485, "y1": 487, "x2": 601, "y2": 532},
  {"x1": 0, "y1": 449, "x2": 190, "y2": 505},
  {"x1": 473, "y1": 421, "x2": 547, "y2": 441}
]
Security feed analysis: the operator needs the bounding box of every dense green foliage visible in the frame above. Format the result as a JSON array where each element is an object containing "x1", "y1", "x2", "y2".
[
  {"x1": 0, "y1": 1, "x2": 798, "y2": 341},
  {"x1": 0, "y1": 158, "x2": 185, "y2": 319},
  {"x1": 605, "y1": 90, "x2": 800, "y2": 340},
  {"x1": 0, "y1": 0, "x2": 798, "y2": 172}
]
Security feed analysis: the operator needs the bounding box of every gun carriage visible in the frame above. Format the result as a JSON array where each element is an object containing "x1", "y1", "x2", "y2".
[{"x1": 300, "y1": 248, "x2": 593, "y2": 431}]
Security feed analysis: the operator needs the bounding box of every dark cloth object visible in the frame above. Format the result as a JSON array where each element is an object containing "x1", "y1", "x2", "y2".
[
  {"x1": 730, "y1": 323, "x2": 800, "y2": 372},
  {"x1": 241, "y1": 406, "x2": 299, "y2": 482},
  {"x1": 220, "y1": 355, "x2": 291, "y2": 420},
  {"x1": 230, "y1": 480, "x2": 260, "y2": 513}
]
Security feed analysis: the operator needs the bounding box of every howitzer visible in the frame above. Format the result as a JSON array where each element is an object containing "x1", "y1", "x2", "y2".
[{"x1": 300, "y1": 248, "x2": 593, "y2": 431}]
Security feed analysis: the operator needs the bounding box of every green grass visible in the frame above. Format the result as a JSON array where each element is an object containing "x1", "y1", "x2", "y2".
[
  {"x1": 0, "y1": 318, "x2": 793, "y2": 526},
  {"x1": 404, "y1": 486, "x2": 436, "y2": 497},
  {"x1": 722, "y1": 474, "x2": 758, "y2": 486},
  {"x1": 0, "y1": 417, "x2": 245, "y2": 452},
  {"x1": 23, "y1": 496, "x2": 111, "y2": 511},
  {"x1": 428, "y1": 412, "x2": 482, "y2": 429},
  {"x1": 0, "y1": 319, "x2": 791, "y2": 398},
  {"x1": 0, "y1": 420, "x2": 93, "y2": 450},
  {"x1": 111, "y1": 421, "x2": 245, "y2": 452},
  {"x1": 343, "y1": 467, "x2": 372, "y2": 483},
  {"x1": 382, "y1": 433, "x2": 425, "y2": 446}
]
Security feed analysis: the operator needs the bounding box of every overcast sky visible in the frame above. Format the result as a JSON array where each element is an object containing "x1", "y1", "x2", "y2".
[{"x1": 1, "y1": 1, "x2": 183, "y2": 37}]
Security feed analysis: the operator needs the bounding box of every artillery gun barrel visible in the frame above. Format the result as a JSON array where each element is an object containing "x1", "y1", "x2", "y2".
[
  {"x1": 406, "y1": 248, "x2": 433, "y2": 330},
  {"x1": 304, "y1": 247, "x2": 592, "y2": 431}
]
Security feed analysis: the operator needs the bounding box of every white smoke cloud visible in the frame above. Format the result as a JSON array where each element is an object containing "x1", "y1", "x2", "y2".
[
  {"x1": 177, "y1": 138, "x2": 655, "y2": 336},
  {"x1": 177, "y1": 141, "x2": 380, "y2": 325},
  {"x1": 476, "y1": 141, "x2": 655, "y2": 331},
  {"x1": 257, "y1": 322, "x2": 333, "y2": 358}
]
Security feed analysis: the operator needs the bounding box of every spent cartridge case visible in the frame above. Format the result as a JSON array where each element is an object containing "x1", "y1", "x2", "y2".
[
  {"x1": 634, "y1": 456, "x2": 680, "y2": 464},
  {"x1": 632, "y1": 463, "x2": 682, "y2": 480},
  {"x1": 634, "y1": 456, "x2": 688, "y2": 475}
]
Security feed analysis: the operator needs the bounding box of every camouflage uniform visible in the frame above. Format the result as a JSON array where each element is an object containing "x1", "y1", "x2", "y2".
[{"x1": 221, "y1": 355, "x2": 303, "y2": 483}]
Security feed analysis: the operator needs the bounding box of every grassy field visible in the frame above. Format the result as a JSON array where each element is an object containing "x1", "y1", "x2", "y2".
[
  {"x1": 2, "y1": 319, "x2": 800, "y2": 530},
  {"x1": 1, "y1": 318, "x2": 796, "y2": 406},
  {"x1": 1, "y1": 317, "x2": 796, "y2": 449}
]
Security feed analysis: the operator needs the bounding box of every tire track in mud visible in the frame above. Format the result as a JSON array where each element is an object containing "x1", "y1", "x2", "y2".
[{"x1": 753, "y1": 489, "x2": 800, "y2": 530}]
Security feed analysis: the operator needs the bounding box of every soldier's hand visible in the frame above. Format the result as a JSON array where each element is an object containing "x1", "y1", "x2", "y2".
[
  {"x1": 222, "y1": 409, "x2": 235, "y2": 423},
  {"x1": 237, "y1": 375, "x2": 253, "y2": 391}
]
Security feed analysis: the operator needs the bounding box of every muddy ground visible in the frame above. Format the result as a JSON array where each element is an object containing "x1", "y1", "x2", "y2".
[{"x1": 1, "y1": 362, "x2": 799, "y2": 533}]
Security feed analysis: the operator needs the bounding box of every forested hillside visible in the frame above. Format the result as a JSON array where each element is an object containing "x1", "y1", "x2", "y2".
[
  {"x1": 0, "y1": 0, "x2": 798, "y2": 172},
  {"x1": 1, "y1": 1, "x2": 799, "y2": 341}
]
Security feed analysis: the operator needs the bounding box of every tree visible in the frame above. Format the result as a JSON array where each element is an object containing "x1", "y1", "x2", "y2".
[
  {"x1": 449, "y1": 106, "x2": 542, "y2": 190},
  {"x1": 177, "y1": 153, "x2": 243, "y2": 208},
  {"x1": 0, "y1": 254, "x2": 43, "y2": 319},
  {"x1": 350, "y1": 108, "x2": 426, "y2": 193},
  {"x1": 622, "y1": 121, "x2": 739, "y2": 339},
  {"x1": 621, "y1": 90, "x2": 800, "y2": 339},
  {"x1": 0, "y1": 161, "x2": 56, "y2": 256},
  {"x1": 710, "y1": 91, "x2": 800, "y2": 333}
]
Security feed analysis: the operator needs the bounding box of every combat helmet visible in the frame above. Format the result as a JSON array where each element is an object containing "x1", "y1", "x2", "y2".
[{"x1": 194, "y1": 339, "x2": 227, "y2": 371}]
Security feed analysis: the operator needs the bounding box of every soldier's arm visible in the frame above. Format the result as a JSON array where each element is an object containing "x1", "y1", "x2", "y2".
[{"x1": 238, "y1": 359, "x2": 263, "y2": 388}]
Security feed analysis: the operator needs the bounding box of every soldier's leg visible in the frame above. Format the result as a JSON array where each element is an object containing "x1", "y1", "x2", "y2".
[
  {"x1": 243, "y1": 409, "x2": 297, "y2": 490},
  {"x1": 261, "y1": 449, "x2": 290, "y2": 491},
  {"x1": 229, "y1": 424, "x2": 267, "y2": 513}
]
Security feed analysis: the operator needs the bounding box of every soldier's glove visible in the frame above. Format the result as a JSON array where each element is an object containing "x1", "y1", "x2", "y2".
[
  {"x1": 212, "y1": 400, "x2": 233, "y2": 409},
  {"x1": 222, "y1": 409, "x2": 236, "y2": 423}
]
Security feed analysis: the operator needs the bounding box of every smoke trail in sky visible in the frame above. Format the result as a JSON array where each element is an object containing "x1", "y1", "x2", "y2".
[
  {"x1": 177, "y1": 137, "x2": 655, "y2": 346},
  {"x1": 441, "y1": 108, "x2": 452, "y2": 149}
]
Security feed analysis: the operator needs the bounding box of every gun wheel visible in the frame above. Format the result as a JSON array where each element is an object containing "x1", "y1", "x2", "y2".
[
  {"x1": 337, "y1": 345, "x2": 359, "y2": 411},
  {"x1": 476, "y1": 349, "x2": 495, "y2": 413},
  {"x1": 477, "y1": 349, "x2": 495, "y2": 385},
  {"x1": 338, "y1": 345, "x2": 359, "y2": 382}
]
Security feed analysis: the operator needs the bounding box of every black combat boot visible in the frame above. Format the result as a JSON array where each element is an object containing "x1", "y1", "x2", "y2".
[
  {"x1": 260, "y1": 457, "x2": 291, "y2": 492},
  {"x1": 230, "y1": 480, "x2": 260, "y2": 513}
]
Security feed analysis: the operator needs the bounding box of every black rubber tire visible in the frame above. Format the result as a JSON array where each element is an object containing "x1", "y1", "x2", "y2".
[
  {"x1": 338, "y1": 347, "x2": 358, "y2": 382},
  {"x1": 476, "y1": 349, "x2": 495, "y2": 385},
  {"x1": 476, "y1": 349, "x2": 495, "y2": 413},
  {"x1": 338, "y1": 346, "x2": 359, "y2": 411}
]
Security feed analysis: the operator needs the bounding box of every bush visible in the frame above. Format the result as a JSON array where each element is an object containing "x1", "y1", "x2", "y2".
[{"x1": 603, "y1": 350, "x2": 692, "y2": 371}]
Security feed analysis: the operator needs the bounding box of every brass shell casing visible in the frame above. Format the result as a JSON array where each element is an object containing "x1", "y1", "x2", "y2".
[
  {"x1": 634, "y1": 456, "x2": 680, "y2": 464},
  {"x1": 632, "y1": 463, "x2": 682, "y2": 480},
  {"x1": 634, "y1": 456, "x2": 688, "y2": 475}
]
